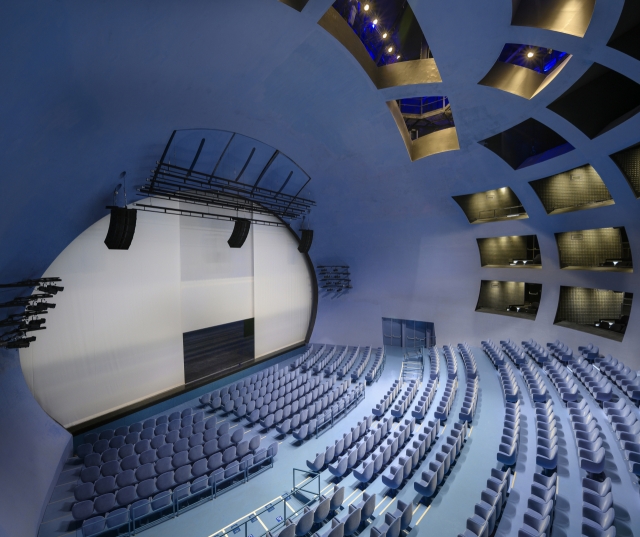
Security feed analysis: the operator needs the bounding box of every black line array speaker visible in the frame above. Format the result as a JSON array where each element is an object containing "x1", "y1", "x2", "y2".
[
  {"x1": 104, "y1": 208, "x2": 137, "y2": 250},
  {"x1": 298, "y1": 229, "x2": 313, "y2": 254},
  {"x1": 228, "y1": 218, "x2": 251, "y2": 248}
]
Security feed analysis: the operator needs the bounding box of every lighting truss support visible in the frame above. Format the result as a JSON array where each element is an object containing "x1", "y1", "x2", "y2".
[{"x1": 135, "y1": 203, "x2": 287, "y2": 227}]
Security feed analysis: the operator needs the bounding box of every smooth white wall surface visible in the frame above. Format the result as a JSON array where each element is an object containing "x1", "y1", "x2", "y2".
[
  {"x1": 254, "y1": 223, "x2": 313, "y2": 359},
  {"x1": 180, "y1": 213, "x2": 254, "y2": 333},
  {"x1": 20, "y1": 208, "x2": 312, "y2": 427},
  {"x1": 20, "y1": 210, "x2": 185, "y2": 428}
]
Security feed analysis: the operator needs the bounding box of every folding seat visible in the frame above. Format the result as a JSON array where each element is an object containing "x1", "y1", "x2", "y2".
[
  {"x1": 94, "y1": 475, "x2": 117, "y2": 496},
  {"x1": 157, "y1": 442, "x2": 174, "y2": 459},
  {"x1": 75, "y1": 482, "x2": 96, "y2": 503},
  {"x1": 155, "y1": 471, "x2": 175, "y2": 492},
  {"x1": 189, "y1": 444, "x2": 204, "y2": 463},
  {"x1": 204, "y1": 439, "x2": 219, "y2": 457},
  {"x1": 84, "y1": 453, "x2": 101, "y2": 469},
  {"x1": 307, "y1": 452, "x2": 325, "y2": 472},
  {"x1": 135, "y1": 462, "x2": 156, "y2": 482},
  {"x1": 150, "y1": 490, "x2": 173, "y2": 513},
  {"x1": 222, "y1": 445, "x2": 237, "y2": 465},
  {"x1": 92, "y1": 439, "x2": 110, "y2": 455},
  {"x1": 174, "y1": 464, "x2": 192, "y2": 485},
  {"x1": 389, "y1": 500, "x2": 412, "y2": 531},
  {"x1": 100, "y1": 460, "x2": 120, "y2": 477},
  {"x1": 179, "y1": 425, "x2": 193, "y2": 439},
  {"x1": 231, "y1": 427, "x2": 244, "y2": 445},
  {"x1": 313, "y1": 495, "x2": 331, "y2": 524},
  {"x1": 134, "y1": 479, "x2": 155, "y2": 502},
  {"x1": 583, "y1": 505, "x2": 615, "y2": 532},
  {"x1": 154, "y1": 423, "x2": 169, "y2": 436},
  {"x1": 187, "y1": 432, "x2": 203, "y2": 448},
  {"x1": 107, "y1": 434, "x2": 126, "y2": 450},
  {"x1": 150, "y1": 435, "x2": 165, "y2": 450},
  {"x1": 207, "y1": 452, "x2": 223, "y2": 473},
  {"x1": 174, "y1": 437, "x2": 189, "y2": 453},
  {"x1": 224, "y1": 461, "x2": 241, "y2": 481}
]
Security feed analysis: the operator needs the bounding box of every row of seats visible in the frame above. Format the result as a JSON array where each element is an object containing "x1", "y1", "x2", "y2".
[
  {"x1": 372, "y1": 380, "x2": 401, "y2": 417},
  {"x1": 459, "y1": 375, "x2": 479, "y2": 423},
  {"x1": 568, "y1": 399, "x2": 606, "y2": 475},
  {"x1": 326, "y1": 415, "x2": 383, "y2": 478},
  {"x1": 256, "y1": 378, "x2": 336, "y2": 428},
  {"x1": 290, "y1": 345, "x2": 314, "y2": 370},
  {"x1": 428, "y1": 347, "x2": 440, "y2": 380},
  {"x1": 390, "y1": 380, "x2": 418, "y2": 418},
  {"x1": 500, "y1": 340, "x2": 528, "y2": 367},
  {"x1": 497, "y1": 401, "x2": 520, "y2": 466},
  {"x1": 268, "y1": 485, "x2": 346, "y2": 537},
  {"x1": 582, "y1": 476, "x2": 616, "y2": 537},
  {"x1": 593, "y1": 353, "x2": 640, "y2": 404},
  {"x1": 541, "y1": 356, "x2": 579, "y2": 402},
  {"x1": 314, "y1": 383, "x2": 366, "y2": 435},
  {"x1": 382, "y1": 418, "x2": 437, "y2": 489},
  {"x1": 357, "y1": 418, "x2": 438, "y2": 484},
  {"x1": 326, "y1": 347, "x2": 358, "y2": 377},
  {"x1": 517, "y1": 472, "x2": 558, "y2": 537},
  {"x1": 458, "y1": 467, "x2": 511, "y2": 537},
  {"x1": 602, "y1": 399, "x2": 640, "y2": 477},
  {"x1": 411, "y1": 377, "x2": 439, "y2": 420},
  {"x1": 74, "y1": 442, "x2": 278, "y2": 535},
  {"x1": 534, "y1": 400, "x2": 558, "y2": 471},
  {"x1": 365, "y1": 347, "x2": 385, "y2": 384},
  {"x1": 337, "y1": 347, "x2": 362, "y2": 379},
  {"x1": 458, "y1": 343, "x2": 478, "y2": 379},
  {"x1": 307, "y1": 414, "x2": 379, "y2": 472},
  {"x1": 312, "y1": 346, "x2": 340, "y2": 375},
  {"x1": 369, "y1": 500, "x2": 412, "y2": 537},
  {"x1": 443, "y1": 345, "x2": 459, "y2": 378},
  {"x1": 572, "y1": 353, "x2": 614, "y2": 402},
  {"x1": 433, "y1": 375, "x2": 458, "y2": 422},
  {"x1": 414, "y1": 421, "x2": 468, "y2": 498},
  {"x1": 350, "y1": 347, "x2": 372, "y2": 381},
  {"x1": 518, "y1": 354, "x2": 549, "y2": 403}
]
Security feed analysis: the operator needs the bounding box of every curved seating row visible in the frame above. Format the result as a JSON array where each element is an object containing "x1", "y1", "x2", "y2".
[
  {"x1": 337, "y1": 347, "x2": 361, "y2": 379},
  {"x1": 594, "y1": 353, "x2": 640, "y2": 404},
  {"x1": 411, "y1": 377, "x2": 439, "y2": 421},
  {"x1": 534, "y1": 400, "x2": 558, "y2": 471},
  {"x1": 497, "y1": 401, "x2": 520, "y2": 467},
  {"x1": 307, "y1": 414, "x2": 380, "y2": 473},
  {"x1": 443, "y1": 345, "x2": 458, "y2": 378},
  {"x1": 428, "y1": 347, "x2": 440, "y2": 380},
  {"x1": 414, "y1": 421, "x2": 467, "y2": 498},
  {"x1": 567, "y1": 399, "x2": 606, "y2": 475},
  {"x1": 309, "y1": 346, "x2": 338, "y2": 374},
  {"x1": 290, "y1": 345, "x2": 315, "y2": 371},
  {"x1": 352, "y1": 417, "x2": 397, "y2": 482},
  {"x1": 269, "y1": 485, "x2": 347, "y2": 537},
  {"x1": 581, "y1": 476, "x2": 616, "y2": 537},
  {"x1": 351, "y1": 347, "x2": 372, "y2": 381},
  {"x1": 457, "y1": 467, "x2": 511, "y2": 537},
  {"x1": 369, "y1": 500, "x2": 412, "y2": 537},
  {"x1": 459, "y1": 375, "x2": 479, "y2": 423},
  {"x1": 326, "y1": 347, "x2": 359, "y2": 377},
  {"x1": 541, "y1": 356, "x2": 579, "y2": 402},
  {"x1": 372, "y1": 380, "x2": 401, "y2": 417},
  {"x1": 602, "y1": 399, "x2": 640, "y2": 477},
  {"x1": 380, "y1": 417, "x2": 424, "y2": 489},
  {"x1": 458, "y1": 343, "x2": 478, "y2": 379},
  {"x1": 500, "y1": 340, "x2": 528, "y2": 367},
  {"x1": 433, "y1": 376, "x2": 458, "y2": 422},
  {"x1": 572, "y1": 354, "x2": 614, "y2": 403},
  {"x1": 481, "y1": 340, "x2": 506, "y2": 367},
  {"x1": 390, "y1": 380, "x2": 418, "y2": 418},
  {"x1": 516, "y1": 472, "x2": 557, "y2": 537},
  {"x1": 365, "y1": 347, "x2": 385, "y2": 384},
  {"x1": 518, "y1": 356, "x2": 549, "y2": 404},
  {"x1": 357, "y1": 419, "x2": 438, "y2": 485}
]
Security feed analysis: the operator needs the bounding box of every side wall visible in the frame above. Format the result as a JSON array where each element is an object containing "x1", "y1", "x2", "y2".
[{"x1": 0, "y1": 350, "x2": 72, "y2": 537}]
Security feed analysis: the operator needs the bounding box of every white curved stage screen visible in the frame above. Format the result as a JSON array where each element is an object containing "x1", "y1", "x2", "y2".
[{"x1": 19, "y1": 205, "x2": 313, "y2": 428}]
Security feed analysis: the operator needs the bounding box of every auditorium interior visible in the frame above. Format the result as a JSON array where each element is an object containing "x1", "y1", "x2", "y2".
[{"x1": 3, "y1": 1, "x2": 640, "y2": 537}]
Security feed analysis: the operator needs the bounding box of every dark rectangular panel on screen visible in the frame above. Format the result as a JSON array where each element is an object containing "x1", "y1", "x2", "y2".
[{"x1": 183, "y1": 319, "x2": 255, "y2": 384}]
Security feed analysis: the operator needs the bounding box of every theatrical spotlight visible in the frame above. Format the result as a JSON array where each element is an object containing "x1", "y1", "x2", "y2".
[
  {"x1": 26, "y1": 302, "x2": 56, "y2": 313},
  {"x1": 37, "y1": 285, "x2": 64, "y2": 295},
  {"x1": 4, "y1": 337, "x2": 36, "y2": 349},
  {"x1": 228, "y1": 218, "x2": 251, "y2": 248}
]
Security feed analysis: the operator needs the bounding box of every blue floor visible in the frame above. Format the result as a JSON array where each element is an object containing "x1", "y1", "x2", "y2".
[{"x1": 38, "y1": 341, "x2": 640, "y2": 537}]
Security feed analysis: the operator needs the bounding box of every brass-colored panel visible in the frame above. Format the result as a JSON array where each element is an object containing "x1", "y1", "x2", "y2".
[
  {"x1": 479, "y1": 55, "x2": 572, "y2": 100},
  {"x1": 377, "y1": 59, "x2": 442, "y2": 88},
  {"x1": 318, "y1": 8, "x2": 441, "y2": 89},
  {"x1": 511, "y1": 0, "x2": 596, "y2": 37},
  {"x1": 479, "y1": 62, "x2": 546, "y2": 99},
  {"x1": 387, "y1": 101, "x2": 459, "y2": 161},
  {"x1": 278, "y1": 0, "x2": 309, "y2": 12}
]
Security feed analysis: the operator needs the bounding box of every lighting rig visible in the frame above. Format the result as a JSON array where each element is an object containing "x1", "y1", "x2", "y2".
[
  {"x1": 132, "y1": 131, "x2": 316, "y2": 252},
  {"x1": 317, "y1": 266, "x2": 351, "y2": 294},
  {"x1": 0, "y1": 277, "x2": 63, "y2": 349}
]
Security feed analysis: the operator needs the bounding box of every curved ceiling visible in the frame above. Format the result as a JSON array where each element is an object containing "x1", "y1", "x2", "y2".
[{"x1": 2, "y1": 0, "x2": 639, "y2": 365}]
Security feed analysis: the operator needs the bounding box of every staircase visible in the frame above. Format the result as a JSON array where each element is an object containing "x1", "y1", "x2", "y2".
[{"x1": 401, "y1": 347, "x2": 424, "y2": 382}]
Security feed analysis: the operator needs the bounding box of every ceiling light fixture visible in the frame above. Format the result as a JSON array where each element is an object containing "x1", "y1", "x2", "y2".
[
  {"x1": 527, "y1": 51, "x2": 535, "y2": 58},
  {"x1": 382, "y1": 32, "x2": 388, "y2": 38},
  {"x1": 388, "y1": 46, "x2": 393, "y2": 53},
  {"x1": 396, "y1": 54, "x2": 401, "y2": 60},
  {"x1": 373, "y1": 19, "x2": 378, "y2": 25},
  {"x1": 364, "y1": 3, "x2": 370, "y2": 11}
]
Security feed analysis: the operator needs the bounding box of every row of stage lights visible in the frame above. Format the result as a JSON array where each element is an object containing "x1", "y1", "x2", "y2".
[{"x1": 361, "y1": 3, "x2": 402, "y2": 60}]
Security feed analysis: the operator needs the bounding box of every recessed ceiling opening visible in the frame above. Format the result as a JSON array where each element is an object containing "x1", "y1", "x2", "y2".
[
  {"x1": 511, "y1": 0, "x2": 596, "y2": 38},
  {"x1": 555, "y1": 227, "x2": 633, "y2": 272},
  {"x1": 453, "y1": 187, "x2": 528, "y2": 224},
  {"x1": 479, "y1": 118, "x2": 574, "y2": 170},
  {"x1": 319, "y1": 1, "x2": 441, "y2": 89},
  {"x1": 477, "y1": 235, "x2": 542, "y2": 268},
  {"x1": 476, "y1": 280, "x2": 542, "y2": 320},
  {"x1": 478, "y1": 43, "x2": 571, "y2": 99},
  {"x1": 278, "y1": 0, "x2": 310, "y2": 12},
  {"x1": 607, "y1": 0, "x2": 640, "y2": 61},
  {"x1": 610, "y1": 142, "x2": 640, "y2": 198},
  {"x1": 388, "y1": 96, "x2": 459, "y2": 161},
  {"x1": 528, "y1": 164, "x2": 614, "y2": 215},
  {"x1": 554, "y1": 286, "x2": 633, "y2": 342},
  {"x1": 547, "y1": 63, "x2": 640, "y2": 139}
]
